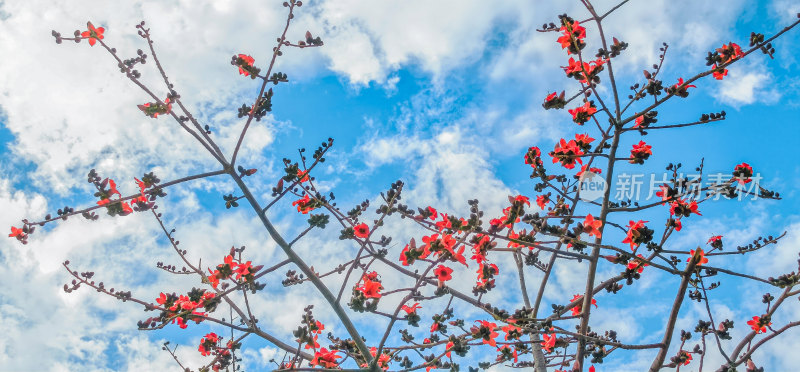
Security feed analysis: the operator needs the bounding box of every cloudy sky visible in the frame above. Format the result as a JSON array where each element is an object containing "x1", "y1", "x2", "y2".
[{"x1": 1, "y1": 0, "x2": 800, "y2": 371}]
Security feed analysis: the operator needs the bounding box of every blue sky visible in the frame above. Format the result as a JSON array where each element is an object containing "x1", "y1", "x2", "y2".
[{"x1": 1, "y1": 0, "x2": 800, "y2": 371}]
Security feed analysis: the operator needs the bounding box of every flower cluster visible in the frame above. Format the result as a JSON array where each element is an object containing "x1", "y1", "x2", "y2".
[
  {"x1": 747, "y1": 315, "x2": 771, "y2": 334},
  {"x1": 622, "y1": 220, "x2": 653, "y2": 250},
  {"x1": 550, "y1": 138, "x2": 584, "y2": 169},
  {"x1": 355, "y1": 271, "x2": 383, "y2": 299},
  {"x1": 709, "y1": 43, "x2": 745, "y2": 80},
  {"x1": 568, "y1": 101, "x2": 598, "y2": 125},
  {"x1": 155, "y1": 288, "x2": 219, "y2": 329},
  {"x1": 556, "y1": 17, "x2": 587, "y2": 54},
  {"x1": 628, "y1": 141, "x2": 652, "y2": 164},
  {"x1": 564, "y1": 57, "x2": 605, "y2": 84},
  {"x1": 207, "y1": 255, "x2": 255, "y2": 289},
  {"x1": 310, "y1": 348, "x2": 340, "y2": 368}
]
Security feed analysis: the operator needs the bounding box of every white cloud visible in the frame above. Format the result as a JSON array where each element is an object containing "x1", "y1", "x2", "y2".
[{"x1": 711, "y1": 61, "x2": 780, "y2": 107}]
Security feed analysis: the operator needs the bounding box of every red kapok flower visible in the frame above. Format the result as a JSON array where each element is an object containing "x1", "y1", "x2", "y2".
[
  {"x1": 234, "y1": 261, "x2": 252, "y2": 280},
  {"x1": 712, "y1": 65, "x2": 728, "y2": 80},
  {"x1": 9, "y1": 226, "x2": 25, "y2": 239},
  {"x1": 733, "y1": 163, "x2": 754, "y2": 184},
  {"x1": 688, "y1": 248, "x2": 709, "y2": 266},
  {"x1": 551, "y1": 138, "x2": 584, "y2": 169},
  {"x1": 434, "y1": 265, "x2": 453, "y2": 283},
  {"x1": 629, "y1": 141, "x2": 652, "y2": 164},
  {"x1": 236, "y1": 54, "x2": 256, "y2": 76},
  {"x1": 310, "y1": 348, "x2": 340, "y2": 368},
  {"x1": 296, "y1": 169, "x2": 310, "y2": 182},
  {"x1": 717, "y1": 42, "x2": 745, "y2": 63},
  {"x1": 568, "y1": 101, "x2": 597, "y2": 125},
  {"x1": 583, "y1": 214, "x2": 603, "y2": 239},
  {"x1": 401, "y1": 303, "x2": 421, "y2": 314},
  {"x1": 198, "y1": 332, "x2": 219, "y2": 356},
  {"x1": 622, "y1": 220, "x2": 650, "y2": 250},
  {"x1": 292, "y1": 194, "x2": 315, "y2": 214},
  {"x1": 536, "y1": 195, "x2": 549, "y2": 210},
  {"x1": 472, "y1": 320, "x2": 499, "y2": 347},
  {"x1": 357, "y1": 276, "x2": 383, "y2": 299},
  {"x1": 678, "y1": 350, "x2": 692, "y2": 366},
  {"x1": 626, "y1": 254, "x2": 649, "y2": 273},
  {"x1": 747, "y1": 315, "x2": 771, "y2": 334},
  {"x1": 81, "y1": 22, "x2": 105, "y2": 46},
  {"x1": 569, "y1": 294, "x2": 598, "y2": 316},
  {"x1": 670, "y1": 199, "x2": 701, "y2": 217},
  {"x1": 542, "y1": 331, "x2": 557, "y2": 353},
  {"x1": 524, "y1": 146, "x2": 544, "y2": 168},
  {"x1": 353, "y1": 223, "x2": 369, "y2": 238},
  {"x1": 707, "y1": 235, "x2": 723, "y2": 249},
  {"x1": 557, "y1": 20, "x2": 587, "y2": 54},
  {"x1": 575, "y1": 164, "x2": 602, "y2": 179},
  {"x1": 671, "y1": 78, "x2": 697, "y2": 98}
]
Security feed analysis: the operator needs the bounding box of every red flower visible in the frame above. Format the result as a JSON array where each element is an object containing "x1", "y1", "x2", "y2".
[
  {"x1": 9, "y1": 226, "x2": 25, "y2": 239},
  {"x1": 524, "y1": 146, "x2": 544, "y2": 168},
  {"x1": 234, "y1": 261, "x2": 252, "y2": 280},
  {"x1": 568, "y1": 101, "x2": 597, "y2": 125},
  {"x1": 138, "y1": 97, "x2": 172, "y2": 118},
  {"x1": 622, "y1": 220, "x2": 649, "y2": 250},
  {"x1": 564, "y1": 57, "x2": 604, "y2": 83},
  {"x1": 536, "y1": 195, "x2": 549, "y2": 210},
  {"x1": 473, "y1": 320, "x2": 499, "y2": 347},
  {"x1": 707, "y1": 235, "x2": 723, "y2": 249},
  {"x1": 198, "y1": 332, "x2": 219, "y2": 356},
  {"x1": 357, "y1": 276, "x2": 383, "y2": 299},
  {"x1": 678, "y1": 350, "x2": 692, "y2": 366},
  {"x1": 353, "y1": 223, "x2": 370, "y2": 238},
  {"x1": 296, "y1": 169, "x2": 310, "y2": 182},
  {"x1": 423, "y1": 206, "x2": 438, "y2": 220},
  {"x1": 570, "y1": 294, "x2": 598, "y2": 316},
  {"x1": 717, "y1": 43, "x2": 745, "y2": 63},
  {"x1": 551, "y1": 138, "x2": 584, "y2": 169},
  {"x1": 733, "y1": 163, "x2": 753, "y2": 184},
  {"x1": 688, "y1": 248, "x2": 709, "y2": 265},
  {"x1": 156, "y1": 292, "x2": 170, "y2": 305},
  {"x1": 207, "y1": 269, "x2": 220, "y2": 288},
  {"x1": 671, "y1": 78, "x2": 697, "y2": 97},
  {"x1": 626, "y1": 254, "x2": 648, "y2": 273},
  {"x1": 557, "y1": 20, "x2": 586, "y2": 54},
  {"x1": 292, "y1": 194, "x2": 315, "y2": 214},
  {"x1": 583, "y1": 214, "x2": 603, "y2": 239},
  {"x1": 512, "y1": 195, "x2": 530, "y2": 206},
  {"x1": 237, "y1": 54, "x2": 256, "y2": 76},
  {"x1": 401, "y1": 303, "x2": 421, "y2": 314},
  {"x1": 669, "y1": 199, "x2": 701, "y2": 217},
  {"x1": 634, "y1": 115, "x2": 644, "y2": 128},
  {"x1": 360, "y1": 347, "x2": 392, "y2": 370},
  {"x1": 81, "y1": 22, "x2": 105, "y2": 46},
  {"x1": 655, "y1": 184, "x2": 674, "y2": 204},
  {"x1": 747, "y1": 315, "x2": 771, "y2": 334},
  {"x1": 712, "y1": 65, "x2": 728, "y2": 80},
  {"x1": 310, "y1": 348, "x2": 340, "y2": 368},
  {"x1": 575, "y1": 165, "x2": 602, "y2": 179},
  {"x1": 629, "y1": 141, "x2": 652, "y2": 164},
  {"x1": 574, "y1": 133, "x2": 595, "y2": 150},
  {"x1": 108, "y1": 179, "x2": 121, "y2": 197},
  {"x1": 542, "y1": 331, "x2": 556, "y2": 353},
  {"x1": 434, "y1": 265, "x2": 453, "y2": 283}
]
